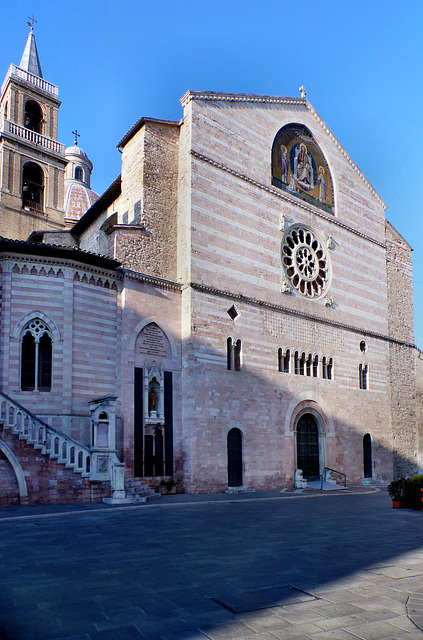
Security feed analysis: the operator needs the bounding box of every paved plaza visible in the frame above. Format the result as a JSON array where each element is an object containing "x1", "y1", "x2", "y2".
[{"x1": 1, "y1": 487, "x2": 423, "y2": 639}]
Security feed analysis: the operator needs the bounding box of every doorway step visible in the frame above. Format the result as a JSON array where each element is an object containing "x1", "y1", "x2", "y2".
[
  {"x1": 307, "y1": 480, "x2": 348, "y2": 491},
  {"x1": 225, "y1": 486, "x2": 255, "y2": 494},
  {"x1": 124, "y1": 478, "x2": 161, "y2": 503}
]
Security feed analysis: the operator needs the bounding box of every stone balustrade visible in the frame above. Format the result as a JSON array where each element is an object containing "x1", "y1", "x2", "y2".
[
  {"x1": 1, "y1": 64, "x2": 59, "y2": 97},
  {"x1": 1, "y1": 120, "x2": 65, "y2": 155},
  {"x1": 0, "y1": 391, "x2": 91, "y2": 477}
]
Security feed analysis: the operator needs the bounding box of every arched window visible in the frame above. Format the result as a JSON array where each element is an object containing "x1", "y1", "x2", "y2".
[
  {"x1": 313, "y1": 355, "x2": 319, "y2": 378},
  {"x1": 278, "y1": 347, "x2": 291, "y2": 372},
  {"x1": 24, "y1": 100, "x2": 43, "y2": 133},
  {"x1": 75, "y1": 166, "x2": 84, "y2": 182},
  {"x1": 283, "y1": 349, "x2": 290, "y2": 373},
  {"x1": 22, "y1": 162, "x2": 44, "y2": 213},
  {"x1": 327, "y1": 358, "x2": 333, "y2": 380},
  {"x1": 299, "y1": 352, "x2": 306, "y2": 376},
  {"x1": 294, "y1": 351, "x2": 300, "y2": 375},
  {"x1": 306, "y1": 354, "x2": 312, "y2": 377},
  {"x1": 21, "y1": 319, "x2": 52, "y2": 391},
  {"x1": 322, "y1": 356, "x2": 327, "y2": 379},
  {"x1": 234, "y1": 339, "x2": 241, "y2": 372},
  {"x1": 227, "y1": 338, "x2": 241, "y2": 371},
  {"x1": 227, "y1": 337, "x2": 233, "y2": 370},
  {"x1": 359, "y1": 364, "x2": 368, "y2": 390},
  {"x1": 278, "y1": 347, "x2": 283, "y2": 372}
]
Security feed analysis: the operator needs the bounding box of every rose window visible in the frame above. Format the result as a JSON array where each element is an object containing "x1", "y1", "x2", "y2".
[{"x1": 282, "y1": 226, "x2": 331, "y2": 298}]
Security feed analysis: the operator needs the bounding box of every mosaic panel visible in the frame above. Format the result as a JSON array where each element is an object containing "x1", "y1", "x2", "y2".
[{"x1": 272, "y1": 123, "x2": 334, "y2": 213}]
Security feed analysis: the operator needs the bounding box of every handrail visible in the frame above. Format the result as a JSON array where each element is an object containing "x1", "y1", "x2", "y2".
[
  {"x1": 324, "y1": 466, "x2": 347, "y2": 487},
  {"x1": 1, "y1": 64, "x2": 59, "y2": 97},
  {"x1": 0, "y1": 390, "x2": 91, "y2": 475},
  {"x1": 1, "y1": 120, "x2": 65, "y2": 155},
  {"x1": 301, "y1": 467, "x2": 323, "y2": 490}
]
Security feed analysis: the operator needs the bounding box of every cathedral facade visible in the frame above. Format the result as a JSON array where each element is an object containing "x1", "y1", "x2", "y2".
[{"x1": 0, "y1": 29, "x2": 421, "y2": 505}]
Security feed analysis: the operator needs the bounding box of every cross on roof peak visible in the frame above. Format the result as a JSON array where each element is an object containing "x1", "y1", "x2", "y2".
[
  {"x1": 27, "y1": 14, "x2": 37, "y2": 32},
  {"x1": 72, "y1": 129, "x2": 80, "y2": 146}
]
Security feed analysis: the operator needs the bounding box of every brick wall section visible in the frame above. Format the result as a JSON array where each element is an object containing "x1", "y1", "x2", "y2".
[
  {"x1": 0, "y1": 449, "x2": 19, "y2": 505},
  {"x1": 386, "y1": 221, "x2": 418, "y2": 477},
  {"x1": 0, "y1": 426, "x2": 111, "y2": 505}
]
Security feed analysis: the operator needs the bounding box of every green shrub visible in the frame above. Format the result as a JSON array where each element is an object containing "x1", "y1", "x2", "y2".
[
  {"x1": 387, "y1": 477, "x2": 410, "y2": 501},
  {"x1": 409, "y1": 474, "x2": 423, "y2": 483}
]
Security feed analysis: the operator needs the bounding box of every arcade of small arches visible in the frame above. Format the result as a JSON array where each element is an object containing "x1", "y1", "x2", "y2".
[{"x1": 278, "y1": 347, "x2": 333, "y2": 379}]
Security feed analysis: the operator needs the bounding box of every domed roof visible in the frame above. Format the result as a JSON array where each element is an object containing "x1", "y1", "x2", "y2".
[
  {"x1": 65, "y1": 145, "x2": 88, "y2": 159},
  {"x1": 64, "y1": 181, "x2": 98, "y2": 223}
]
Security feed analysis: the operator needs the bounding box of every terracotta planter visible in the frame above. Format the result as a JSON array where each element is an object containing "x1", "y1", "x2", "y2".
[{"x1": 392, "y1": 500, "x2": 411, "y2": 509}]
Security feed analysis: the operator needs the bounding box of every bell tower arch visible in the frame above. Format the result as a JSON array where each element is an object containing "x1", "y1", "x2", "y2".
[{"x1": 0, "y1": 23, "x2": 67, "y2": 240}]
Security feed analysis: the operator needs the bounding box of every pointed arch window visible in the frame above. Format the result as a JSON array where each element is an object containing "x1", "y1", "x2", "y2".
[
  {"x1": 21, "y1": 319, "x2": 52, "y2": 391},
  {"x1": 22, "y1": 162, "x2": 44, "y2": 213}
]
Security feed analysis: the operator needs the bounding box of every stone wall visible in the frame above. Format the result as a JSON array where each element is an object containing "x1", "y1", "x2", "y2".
[
  {"x1": 385, "y1": 221, "x2": 418, "y2": 478},
  {"x1": 113, "y1": 122, "x2": 180, "y2": 278}
]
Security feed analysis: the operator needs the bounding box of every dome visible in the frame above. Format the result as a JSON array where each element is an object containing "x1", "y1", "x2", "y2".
[
  {"x1": 64, "y1": 181, "x2": 98, "y2": 223},
  {"x1": 64, "y1": 142, "x2": 98, "y2": 223},
  {"x1": 65, "y1": 145, "x2": 88, "y2": 159}
]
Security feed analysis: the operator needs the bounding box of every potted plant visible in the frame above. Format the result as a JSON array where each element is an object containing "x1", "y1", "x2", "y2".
[
  {"x1": 159, "y1": 477, "x2": 176, "y2": 495},
  {"x1": 387, "y1": 477, "x2": 412, "y2": 508}
]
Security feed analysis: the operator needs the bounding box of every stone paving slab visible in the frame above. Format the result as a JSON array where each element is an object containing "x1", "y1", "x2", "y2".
[{"x1": 0, "y1": 487, "x2": 423, "y2": 639}]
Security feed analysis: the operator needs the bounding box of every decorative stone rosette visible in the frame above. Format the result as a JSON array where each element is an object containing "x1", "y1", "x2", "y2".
[{"x1": 281, "y1": 225, "x2": 331, "y2": 299}]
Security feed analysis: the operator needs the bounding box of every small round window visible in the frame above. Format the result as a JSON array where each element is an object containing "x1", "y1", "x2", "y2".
[{"x1": 281, "y1": 225, "x2": 331, "y2": 299}]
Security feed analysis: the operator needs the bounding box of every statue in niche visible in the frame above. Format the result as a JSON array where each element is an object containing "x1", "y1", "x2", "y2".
[
  {"x1": 148, "y1": 384, "x2": 158, "y2": 414},
  {"x1": 318, "y1": 166, "x2": 327, "y2": 203},
  {"x1": 144, "y1": 361, "x2": 165, "y2": 425}
]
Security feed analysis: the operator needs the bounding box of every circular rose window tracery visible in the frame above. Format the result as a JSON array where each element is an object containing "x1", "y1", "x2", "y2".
[{"x1": 282, "y1": 225, "x2": 331, "y2": 299}]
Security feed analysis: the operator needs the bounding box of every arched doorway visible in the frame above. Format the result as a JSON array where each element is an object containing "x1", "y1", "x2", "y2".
[
  {"x1": 296, "y1": 413, "x2": 320, "y2": 479},
  {"x1": 227, "y1": 428, "x2": 243, "y2": 487},
  {"x1": 363, "y1": 433, "x2": 372, "y2": 478}
]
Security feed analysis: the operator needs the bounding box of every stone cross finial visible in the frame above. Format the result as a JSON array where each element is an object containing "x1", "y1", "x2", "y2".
[
  {"x1": 299, "y1": 85, "x2": 306, "y2": 98},
  {"x1": 72, "y1": 129, "x2": 80, "y2": 146},
  {"x1": 27, "y1": 14, "x2": 37, "y2": 31}
]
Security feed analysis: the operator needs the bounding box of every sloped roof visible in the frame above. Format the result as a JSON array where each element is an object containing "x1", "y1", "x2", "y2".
[{"x1": 19, "y1": 29, "x2": 42, "y2": 78}]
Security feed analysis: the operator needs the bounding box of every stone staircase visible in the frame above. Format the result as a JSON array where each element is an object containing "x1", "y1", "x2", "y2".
[
  {"x1": 0, "y1": 390, "x2": 91, "y2": 477},
  {"x1": 124, "y1": 478, "x2": 161, "y2": 503}
]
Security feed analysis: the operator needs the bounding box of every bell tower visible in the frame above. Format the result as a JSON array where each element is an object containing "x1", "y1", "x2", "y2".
[{"x1": 0, "y1": 20, "x2": 66, "y2": 240}]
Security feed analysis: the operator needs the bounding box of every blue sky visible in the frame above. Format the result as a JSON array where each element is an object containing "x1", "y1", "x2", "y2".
[{"x1": 2, "y1": 1, "x2": 423, "y2": 344}]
